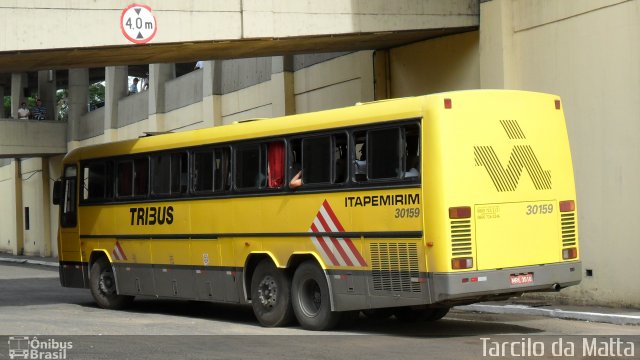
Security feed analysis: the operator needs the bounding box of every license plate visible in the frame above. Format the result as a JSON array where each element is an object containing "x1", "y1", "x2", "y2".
[{"x1": 509, "y1": 273, "x2": 534, "y2": 285}]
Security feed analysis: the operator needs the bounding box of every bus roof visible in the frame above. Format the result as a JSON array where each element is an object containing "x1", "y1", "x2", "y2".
[
  {"x1": 63, "y1": 95, "x2": 427, "y2": 163},
  {"x1": 62, "y1": 90, "x2": 558, "y2": 163}
]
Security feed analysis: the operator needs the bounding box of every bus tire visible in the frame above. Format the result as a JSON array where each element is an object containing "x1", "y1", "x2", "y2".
[
  {"x1": 250, "y1": 260, "x2": 294, "y2": 327},
  {"x1": 89, "y1": 257, "x2": 133, "y2": 310},
  {"x1": 291, "y1": 261, "x2": 341, "y2": 331}
]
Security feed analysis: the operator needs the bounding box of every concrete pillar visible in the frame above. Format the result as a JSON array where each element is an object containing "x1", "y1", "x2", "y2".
[
  {"x1": 373, "y1": 50, "x2": 390, "y2": 100},
  {"x1": 479, "y1": 0, "x2": 515, "y2": 89},
  {"x1": 11, "y1": 159, "x2": 24, "y2": 255},
  {"x1": 10, "y1": 73, "x2": 26, "y2": 119},
  {"x1": 104, "y1": 66, "x2": 128, "y2": 141},
  {"x1": 40, "y1": 157, "x2": 52, "y2": 257},
  {"x1": 67, "y1": 68, "x2": 89, "y2": 142},
  {"x1": 202, "y1": 60, "x2": 223, "y2": 127},
  {"x1": 148, "y1": 63, "x2": 175, "y2": 131},
  {"x1": 270, "y1": 56, "x2": 295, "y2": 116},
  {"x1": 38, "y1": 70, "x2": 57, "y2": 120}
]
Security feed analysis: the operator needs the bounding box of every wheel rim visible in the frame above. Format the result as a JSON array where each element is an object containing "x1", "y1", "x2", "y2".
[
  {"x1": 98, "y1": 268, "x2": 116, "y2": 295},
  {"x1": 298, "y1": 278, "x2": 322, "y2": 317},
  {"x1": 257, "y1": 275, "x2": 278, "y2": 309}
]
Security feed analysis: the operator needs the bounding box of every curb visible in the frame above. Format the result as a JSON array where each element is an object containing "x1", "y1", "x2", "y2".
[
  {"x1": 0, "y1": 257, "x2": 58, "y2": 268},
  {"x1": 457, "y1": 304, "x2": 640, "y2": 326}
]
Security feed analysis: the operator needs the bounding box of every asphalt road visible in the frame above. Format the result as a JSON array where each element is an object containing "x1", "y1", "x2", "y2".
[{"x1": 0, "y1": 263, "x2": 637, "y2": 360}]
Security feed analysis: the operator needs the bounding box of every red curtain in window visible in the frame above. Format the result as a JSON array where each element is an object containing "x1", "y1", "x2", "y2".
[{"x1": 268, "y1": 142, "x2": 284, "y2": 188}]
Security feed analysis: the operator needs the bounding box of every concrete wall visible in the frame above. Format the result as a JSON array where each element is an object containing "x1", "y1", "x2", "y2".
[
  {"x1": 0, "y1": 120, "x2": 67, "y2": 157},
  {"x1": 78, "y1": 108, "x2": 105, "y2": 140},
  {"x1": 389, "y1": 31, "x2": 480, "y2": 97},
  {"x1": 165, "y1": 70, "x2": 204, "y2": 113},
  {"x1": 295, "y1": 51, "x2": 374, "y2": 113},
  {"x1": 70, "y1": 51, "x2": 375, "y2": 146},
  {"x1": 480, "y1": 0, "x2": 640, "y2": 307}
]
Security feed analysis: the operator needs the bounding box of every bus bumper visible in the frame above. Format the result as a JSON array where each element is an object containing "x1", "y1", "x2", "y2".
[{"x1": 430, "y1": 261, "x2": 582, "y2": 304}]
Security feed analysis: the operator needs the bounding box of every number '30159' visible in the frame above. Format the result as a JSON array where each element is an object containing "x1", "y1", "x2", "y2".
[{"x1": 526, "y1": 204, "x2": 553, "y2": 215}]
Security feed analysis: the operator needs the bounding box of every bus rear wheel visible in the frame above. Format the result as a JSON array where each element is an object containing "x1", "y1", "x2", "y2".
[
  {"x1": 291, "y1": 261, "x2": 341, "y2": 331},
  {"x1": 89, "y1": 257, "x2": 133, "y2": 310},
  {"x1": 250, "y1": 260, "x2": 294, "y2": 327}
]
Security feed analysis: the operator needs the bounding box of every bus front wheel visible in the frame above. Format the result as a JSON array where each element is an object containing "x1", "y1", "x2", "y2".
[
  {"x1": 291, "y1": 261, "x2": 341, "y2": 331},
  {"x1": 89, "y1": 257, "x2": 133, "y2": 310},
  {"x1": 250, "y1": 260, "x2": 294, "y2": 327}
]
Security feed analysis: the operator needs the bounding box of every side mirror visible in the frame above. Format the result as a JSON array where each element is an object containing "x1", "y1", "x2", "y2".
[{"x1": 52, "y1": 180, "x2": 62, "y2": 205}]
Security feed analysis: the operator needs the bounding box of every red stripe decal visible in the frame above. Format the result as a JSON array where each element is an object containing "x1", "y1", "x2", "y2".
[
  {"x1": 315, "y1": 211, "x2": 353, "y2": 266},
  {"x1": 310, "y1": 223, "x2": 339, "y2": 266}
]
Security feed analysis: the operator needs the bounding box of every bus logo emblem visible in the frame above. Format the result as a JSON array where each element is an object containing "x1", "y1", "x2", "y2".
[
  {"x1": 474, "y1": 121, "x2": 552, "y2": 192},
  {"x1": 308, "y1": 200, "x2": 367, "y2": 267}
]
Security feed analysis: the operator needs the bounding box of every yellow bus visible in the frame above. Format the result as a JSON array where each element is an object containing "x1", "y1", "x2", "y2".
[{"x1": 53, "y1": 90, "x2": 580, "y2": 330}]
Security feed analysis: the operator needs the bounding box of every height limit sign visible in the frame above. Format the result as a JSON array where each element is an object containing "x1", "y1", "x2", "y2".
[{"x1": 120, "y1": 4, "x2": 157, "y2": 44}]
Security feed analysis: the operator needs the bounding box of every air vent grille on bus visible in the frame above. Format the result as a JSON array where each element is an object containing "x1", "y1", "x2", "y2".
[
  {"x1": 451, "y1": 220, "x2": 472, "y2": 257},
  {"x1": 560, "y1": 212, "x2": 577, "y2": 247},
  {"x1": 370, "y1": 242, "x2": 420, "y2": 293}
]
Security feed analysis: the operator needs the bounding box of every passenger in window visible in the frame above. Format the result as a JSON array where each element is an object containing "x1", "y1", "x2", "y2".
[
  {"x1": 405, "y1": 156, "x2": 420, "y2": 178},
  {"x1": 290, "y1": 170, "x2": 303, "y2": 189},
  {"x1": 354, "y1": 141, "x2": 367, "y2": 181}
]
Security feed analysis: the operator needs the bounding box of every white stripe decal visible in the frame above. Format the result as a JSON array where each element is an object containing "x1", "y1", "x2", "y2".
[{"x1": 308, "y1": 200, "x2": 367, "y2": 267}]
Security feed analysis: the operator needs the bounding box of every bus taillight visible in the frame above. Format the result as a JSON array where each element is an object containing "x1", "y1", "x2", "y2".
[
  {"x1": 555, "y1": 99, "x2": 561, "y2": 110},
  {"x1": 452, "y1": 257, "x2": 473, "y2": 269},
  {"x1": 449, "y1": 206, "x2": 471, "y2": 219},
  {"x1": 559, "y1": 200, "x2": 575, "y2": 212},
  {"x1": 562, "y1": 247, "x2": 578, "y2": 260}
]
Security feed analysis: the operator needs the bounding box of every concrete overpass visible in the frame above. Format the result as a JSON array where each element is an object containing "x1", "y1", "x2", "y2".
[
  {"x1": 0, "y1": 0, "x2": 479, "y2": 158},
  {"x1": 0, "y1": 0, "x2": 479, "y2": 72}
]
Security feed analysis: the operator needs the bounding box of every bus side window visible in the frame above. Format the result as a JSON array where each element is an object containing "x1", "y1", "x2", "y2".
[
  {"x1": 302, "y1": 136, "x2": 332, "y2": 184},
  {"x1": 151, "y1": 154, "x2": 171, "y2": 195},
  {"x1": 117, "y1": 161, "x2": 133, "y2": 197},
  {"x1": 193, "y1": 150, "x2": 214, "y2": 193},
  {"x1": 82, "y1": 162, "x2": 113, "y2": 201},
  {"x1": 267, "y1": 141, "x2": 284, "y2": 188},
  {"x1": 404, "y1": 124, "x2": 421, "y2": 180},
  {"x1": 353, "y1": 131, "x2": 367, "y2": 182},
  {"x1": 170, "y1": 152, "x2": 188, "y2": 194},
  {"x1": 368, "y1": 127, "x2": 401, "y2": 180},
  {"x1": 334, "y1": 134, "x2": 348, "y2": 183},
  {"x1": 133, "y1": 158, "x2": 149, "y2": 197},
  {"x1": 214, "y1": 147, "x2": 231, "y2": 192},
  {"x1": 235, "y1": 144, "x2": 264, "y2": 190}
]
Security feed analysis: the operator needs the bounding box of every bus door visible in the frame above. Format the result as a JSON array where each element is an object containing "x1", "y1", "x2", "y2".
[{"x1": 53, "y1": 165, "x2": 86, "y2": 287}]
